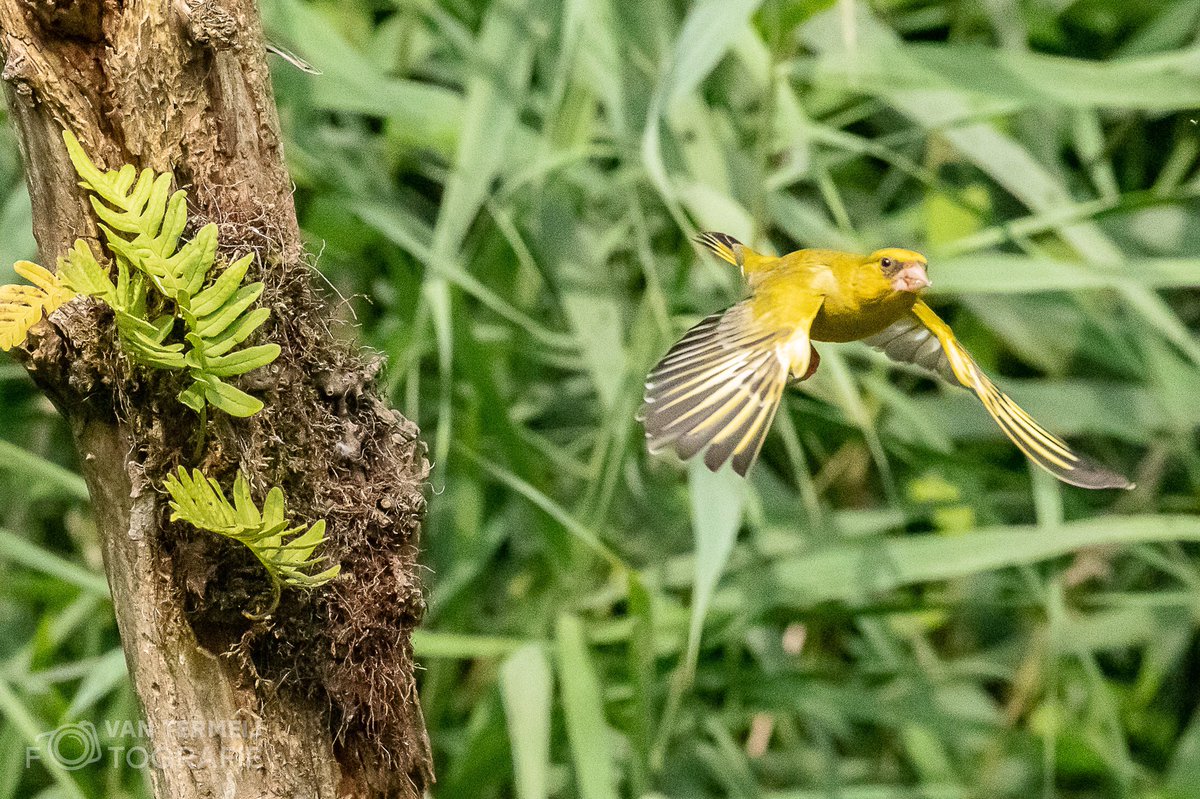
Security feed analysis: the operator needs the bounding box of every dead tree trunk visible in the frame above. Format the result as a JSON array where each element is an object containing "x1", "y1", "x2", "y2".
[{"x1": 0, "y1": 2, "x2": 433, "y2": 797}]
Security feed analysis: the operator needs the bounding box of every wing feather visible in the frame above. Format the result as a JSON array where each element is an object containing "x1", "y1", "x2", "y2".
[
  {"x1": 646, "y1": 349, "x2": 777, "y2": 438},
  {"x1": 674, "y1": 358, "x2": 780, "y2": 461},
  {"x1": 698, "y1": 362, "x2": 783, "y2": 470},
  {"x1": 641, "y1": 301, "x2": 803, "y2": 476},
  {"x1": 863, "y1": 313, "x2": 963, "y2": 385},
  {"x1": 873, "y1": 301, "x2": 1135, "y2": 490},
  {"x1": 728, "y1": 375, "x2": 788, "y2": 476}
]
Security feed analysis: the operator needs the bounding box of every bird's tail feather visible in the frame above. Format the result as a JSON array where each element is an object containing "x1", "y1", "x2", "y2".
[{"x1": 695, "y1": 232, "x2": 744, "y2": 268}]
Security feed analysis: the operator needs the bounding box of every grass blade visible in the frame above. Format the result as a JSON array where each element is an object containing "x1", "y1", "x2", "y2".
[
  {"x1": 556, "y1": 614, "x2": 618, "y2": 799},
  {"x1": 500, "y1": 644, "x2": 553, "y2": 799},
  {"x1": 683, "y1": 459, "x2": 744, "y2": 680},
  {"x1": 765, "y1": 516, "x2": 1200, "y2": 606},
  {"x1": 0, "y1": 441, "x2": 88, "y2": 501},
  {"x1": 0, "y1": 528, "x2": 109, "y2": 597}
]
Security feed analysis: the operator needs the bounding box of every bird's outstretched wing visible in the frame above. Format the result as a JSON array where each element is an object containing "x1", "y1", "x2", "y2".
[
  {"x1": 865, "y1": 300, "x2": 1133, "y2": 490},
  {"x1": 640, "y1": 296, "x2": 822, "y2": 477}
]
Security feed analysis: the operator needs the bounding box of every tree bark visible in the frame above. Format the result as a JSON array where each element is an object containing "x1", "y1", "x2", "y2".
[{"x1": 1, "y1": 2, "x2": 432, "y2": 797}]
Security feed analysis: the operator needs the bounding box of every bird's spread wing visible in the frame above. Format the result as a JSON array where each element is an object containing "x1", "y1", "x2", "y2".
[
  {"x1": 640, "y1": 296, "x2": 822, "y2": 477},
  {"x1": 862, "y1": 310, "x2": 963, "y2": 387},
  {"x1": 866, "y1": 300, "x2": 1132, "y2": 490}
]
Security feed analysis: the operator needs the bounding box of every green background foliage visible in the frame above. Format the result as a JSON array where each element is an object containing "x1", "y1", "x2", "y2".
[{"x1": 2, "y1": 0, "x2": 1199, "y2": 796}]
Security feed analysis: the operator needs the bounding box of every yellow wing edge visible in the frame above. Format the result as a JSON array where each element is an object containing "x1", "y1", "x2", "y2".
[{"x1": 911, "y1": 301, "x2": 1134, "y2": 491}]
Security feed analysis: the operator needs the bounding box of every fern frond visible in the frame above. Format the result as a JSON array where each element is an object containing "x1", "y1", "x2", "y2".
[
  {"x1": 62, "y1": 131, "x2": 140, "y2": 210},
  {"x1": 57, "y1": 240, "x2": 115, "y2": 302},
  {"x1": 61, "y1": 129, "x2": 279, "y2": 417},
  {"x1": 0, "y1": 285, "x2": 48, "y2": 351},
  {"x1": 0, "y1": 261, "x2": 75, "y2": 351},
  {"x1": 116, "y1": 311, "x2": 187, "y2": 369},
  {"x1": 15, "y1": 261, "x2": 75, "y2": 306},
  {"x1": 177, "y1": 371, "x2": 266, "y2": 416},
  {"x1": 164, "y1": 468, "x2": 340, "y2": 597},
  {"x1": 102, "y1": 221, "x2": 216, "y2": 302}
]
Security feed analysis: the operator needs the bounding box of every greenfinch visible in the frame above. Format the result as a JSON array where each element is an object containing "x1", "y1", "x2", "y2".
[{"x1": 639, "y1": 233, "x2": 1132, "y2": 490}]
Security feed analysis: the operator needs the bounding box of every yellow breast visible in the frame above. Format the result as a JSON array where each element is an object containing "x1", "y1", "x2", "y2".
[
  {"x1": 811, "y1": 291, "x2": 918, "y2": 342},
  {"x1": 747, "y1": 249, "x2": 921, "y2": 343}
]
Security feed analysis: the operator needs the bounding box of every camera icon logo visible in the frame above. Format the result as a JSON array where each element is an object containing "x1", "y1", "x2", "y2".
[{"x1": 30, "y1": 722, "x2": 102, "y2": 770}]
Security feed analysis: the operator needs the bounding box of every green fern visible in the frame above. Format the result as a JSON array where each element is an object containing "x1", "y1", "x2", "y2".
[
  {"x1": 60, "y1": 130, "x2": 280, "y2": 417},
  {"x1": 57, "y1": 239, "x2": 187, "y2": 369},
  {"x1": 164, "y1": 467, "x2": 340, "y2": 613},
  {"x1": 24, "y1": 133, "x2": 331, "y2": 607}
]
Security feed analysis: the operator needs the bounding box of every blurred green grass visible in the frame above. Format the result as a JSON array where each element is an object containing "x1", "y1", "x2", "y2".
[{"x1": 3, "y1": 0, "x2": 1200, "y2": 796}]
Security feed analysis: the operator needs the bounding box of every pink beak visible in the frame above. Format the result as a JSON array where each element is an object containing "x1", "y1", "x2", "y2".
[{"x1": 891, "y1": 263, "x2": 931, "y2": 292}]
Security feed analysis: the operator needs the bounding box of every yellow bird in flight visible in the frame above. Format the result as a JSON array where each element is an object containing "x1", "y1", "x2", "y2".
[{"x1": 639, "y1": 233, "x2": 1132, "y2": 490}]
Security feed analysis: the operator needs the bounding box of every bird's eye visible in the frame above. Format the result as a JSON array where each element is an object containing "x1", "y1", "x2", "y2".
[{"x1": 880, "y1": 257, "x2": 893, "y2": 269}]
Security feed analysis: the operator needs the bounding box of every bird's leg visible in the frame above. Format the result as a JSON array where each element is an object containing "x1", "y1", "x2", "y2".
[{"x1": 791, "y1": 345, "x2": 820, "y2": 382}]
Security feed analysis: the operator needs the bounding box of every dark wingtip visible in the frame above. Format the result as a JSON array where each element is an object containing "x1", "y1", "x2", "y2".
[
  {"x1": 1055, "y1": 456, "x2": 1136, "y2": 491},
  {"x1": 703, "y1": 445, "x2": 727, "y2": 474}
]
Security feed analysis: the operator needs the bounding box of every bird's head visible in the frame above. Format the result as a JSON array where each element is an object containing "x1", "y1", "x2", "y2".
[{"x1": 867, "y1": 248, "x2": 930, "y2": 293}]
